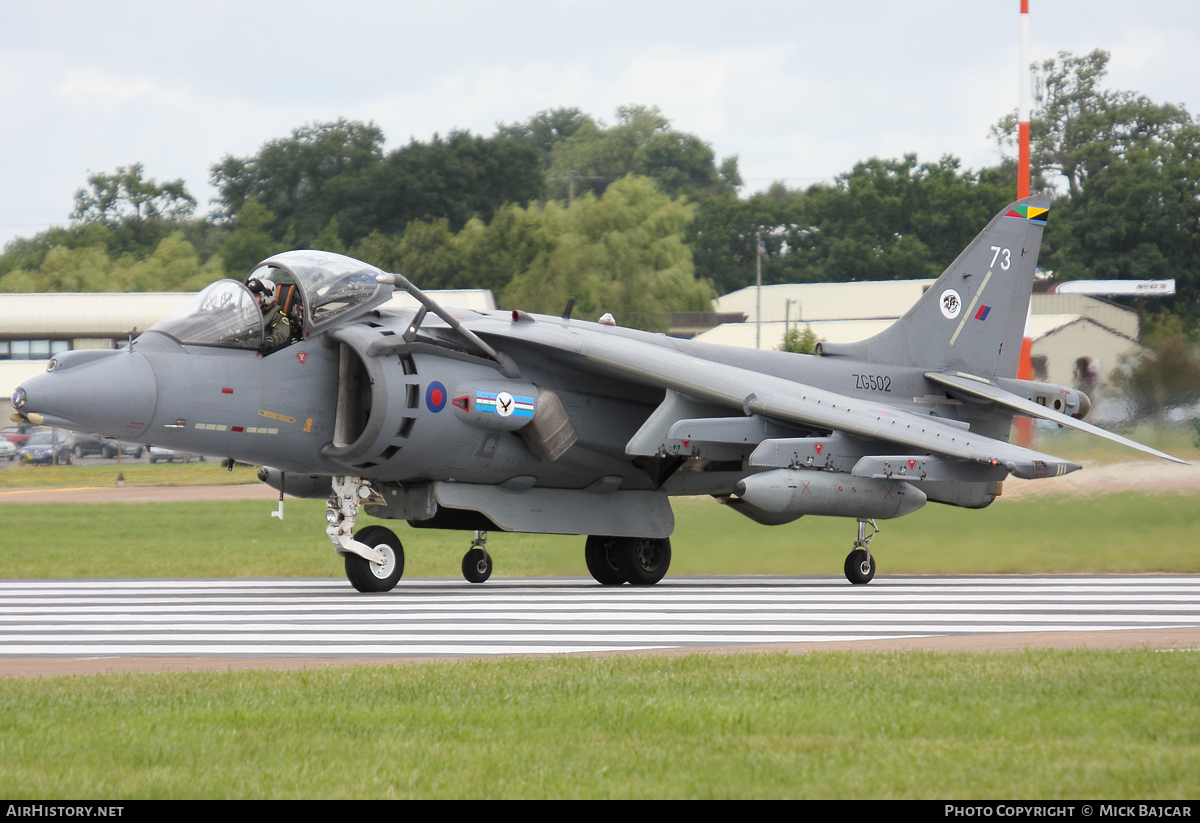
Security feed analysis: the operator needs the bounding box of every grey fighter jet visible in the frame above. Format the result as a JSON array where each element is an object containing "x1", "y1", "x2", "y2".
[{"x1": 10, "y1": 196, "x2": 1185, "y2": 591}]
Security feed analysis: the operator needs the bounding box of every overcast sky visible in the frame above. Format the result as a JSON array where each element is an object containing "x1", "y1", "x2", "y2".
[{"x1": 2, "y1": 0, "x2": 1197, "y2": 249}]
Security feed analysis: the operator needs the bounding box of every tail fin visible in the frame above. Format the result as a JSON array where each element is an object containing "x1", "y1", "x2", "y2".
[{"x1": 817, "y1": 195, "x2": 1050, "y2": 378}]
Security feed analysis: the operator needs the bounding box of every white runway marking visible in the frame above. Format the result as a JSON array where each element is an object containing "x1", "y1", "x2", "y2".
[{"x1": 2, "y1": 576, "x2": 1198, "y2": 658}]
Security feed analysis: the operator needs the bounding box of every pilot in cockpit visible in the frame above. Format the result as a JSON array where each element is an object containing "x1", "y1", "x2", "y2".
[{"x1": 247, "y1": 278, "x2": 291, "y2": 354}]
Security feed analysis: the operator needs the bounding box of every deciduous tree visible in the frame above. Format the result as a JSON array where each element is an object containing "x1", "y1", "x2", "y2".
[
  {"x1": 546, "y1": 105, "x2": 740, "y2": 202},
  {"x1": 72, "y1": 163, "x2": 196, "y2": 225}
]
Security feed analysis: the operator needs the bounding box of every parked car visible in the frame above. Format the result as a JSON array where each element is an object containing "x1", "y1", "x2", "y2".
[
  {"x1": 110, "y1": 440, "x2": 145, "y2": 458},
  {"x1": 71, "y1": 432, "x2": 112, "y2": 458},
  {"x1": 0, "y1": 425, "x2": 37, "y2": 448},
  {"x1": 0, "y1": 439, "x2": 16, "y2": 461},
  {"x1": 148, "y1": 446, "x2": 204, "y2": 464},
  {"x1": 17, "y1": 432, "x2": 73, "y2": 465},
  {"x1": 71, "y1": 433, "x2": 145, "y2": 459}
]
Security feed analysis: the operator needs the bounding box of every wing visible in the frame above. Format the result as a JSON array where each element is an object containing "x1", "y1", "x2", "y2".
[
  {"x1": 467, "y1": 316, "x2": 1084, "y2": 480},
  {"x1": 925, "y1": 371, "x2": 1186, "y2": 465}
]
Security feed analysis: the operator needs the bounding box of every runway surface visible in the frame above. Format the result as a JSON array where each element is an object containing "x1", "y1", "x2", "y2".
[{"x1": 2, "y1": 576, "x2": 1199, "y2": 673}]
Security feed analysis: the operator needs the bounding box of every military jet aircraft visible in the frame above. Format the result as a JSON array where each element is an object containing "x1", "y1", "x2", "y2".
[{"x1": 10, "y1": 195, "x2": 1185, "y2": 591}]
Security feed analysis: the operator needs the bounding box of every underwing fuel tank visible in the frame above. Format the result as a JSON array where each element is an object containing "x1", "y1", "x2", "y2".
[{"x1": 734, "y1": 469, "x2": 927, "y2": 520}]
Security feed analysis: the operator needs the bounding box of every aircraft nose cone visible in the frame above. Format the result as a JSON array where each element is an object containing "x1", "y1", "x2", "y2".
[{"x1": 15, "y1": 349, "x2": 157, "y2": 438}]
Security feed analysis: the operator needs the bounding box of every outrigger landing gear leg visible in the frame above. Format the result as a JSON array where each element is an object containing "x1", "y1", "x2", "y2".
[
  {"x1": 462, "y1": 530, "x2": 493, "y2": 584},
  {"x1": 327, "y1": 475, "x2": 405, "y2": 593},
  {"x1": 844, "y1": 518, "x2": 878, "y2": 585}
]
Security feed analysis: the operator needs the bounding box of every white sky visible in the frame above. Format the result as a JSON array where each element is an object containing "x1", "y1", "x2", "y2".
[{"x1": 2, "y1": 0, "x2": 1198, "y2": 250}]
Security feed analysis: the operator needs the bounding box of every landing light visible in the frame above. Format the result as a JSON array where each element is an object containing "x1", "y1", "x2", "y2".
[{"x1": 10, "y1": 388, "x2": 25, "y2": 409}]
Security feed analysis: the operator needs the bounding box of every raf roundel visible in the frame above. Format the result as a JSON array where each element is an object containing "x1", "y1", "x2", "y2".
[{"x1": 425, "y1": 381, "x2": 447, "y2": 413}]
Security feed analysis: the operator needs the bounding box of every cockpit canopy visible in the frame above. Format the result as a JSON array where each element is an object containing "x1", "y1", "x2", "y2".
[
  {"x1": 149, "y1": 279, "x2": 265, "y2": 350},
  {"x1": 145, "y1": 251, "x2": 394, "y2": 350},
  {"x1": 255, "y1": 251, "x2": 391, "y2": 335}
]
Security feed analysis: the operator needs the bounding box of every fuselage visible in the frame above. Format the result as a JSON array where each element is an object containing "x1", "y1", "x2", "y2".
[{"x1": 13, "y1": 303, "x2": 1081, "y2": 508}]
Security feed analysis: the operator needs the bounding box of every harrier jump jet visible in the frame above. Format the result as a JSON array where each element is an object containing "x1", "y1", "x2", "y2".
[{"x1": 11, "y1": 195, "x2": 1184, "y2": 591}]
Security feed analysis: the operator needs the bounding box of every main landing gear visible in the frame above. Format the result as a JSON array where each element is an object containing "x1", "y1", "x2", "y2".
[
  {"x1": 844, "y1": 518, "x2": 878, "y2": 585},
  {"x1": 584, "y1": 535, "x2": 671, "y2": 586},
  {"x1": 323, "y1": 477, "x2": 673, "y2": 592}
]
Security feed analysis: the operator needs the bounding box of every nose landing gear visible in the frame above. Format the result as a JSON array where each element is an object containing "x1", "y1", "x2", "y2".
[
  {"x1": 345, "y1": 525, "x2": 405, "y2": 593},
  {"x1": 327, "y1": 475, "x2": 404, "y2": 592}
]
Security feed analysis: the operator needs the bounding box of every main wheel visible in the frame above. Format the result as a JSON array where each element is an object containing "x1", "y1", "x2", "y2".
[
  {"x1": 613, "y1": 536, "x2": 671, "y2": 586},
  {"x1": 73, "y1": 445, "x2": 83, "y2": 459},
  {"x1": 844, "y1": 549, "x2": 875, "y2": 585},
  {"x1": 585, "y1": 535, "x2": 627, "y2": 585},
  {"x1": 462, "y1": 547, "x2": 492, "y2": 584},
  {"x1": 344, "y1": 525, "x2": 405, "y2": 593}
]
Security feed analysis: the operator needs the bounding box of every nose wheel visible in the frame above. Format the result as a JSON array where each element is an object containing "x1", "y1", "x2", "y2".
[
  {"x1": 844, "y1": 519, "x2": 878, "y2": 585},
  {"x1": 462, "y1": 531, "x2": 493, "y2": 584},
  {"x1": 327, "y1": 476, "x2": 404, "y2": 592},
  {"x1": 344, "y1": 525, "x2": 405, "y2": 593}
]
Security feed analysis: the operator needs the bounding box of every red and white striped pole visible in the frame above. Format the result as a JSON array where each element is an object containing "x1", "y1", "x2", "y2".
[
  {"x1": 1018, "y1": 0, "x2": 1031, "y2": 199},
  {"x1": 1015, "y1": 0, "x2": 1035, "y2": 447}
]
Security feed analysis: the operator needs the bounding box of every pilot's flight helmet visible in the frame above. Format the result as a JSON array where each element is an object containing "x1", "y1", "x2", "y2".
[{"x1": 247, "y1": 277, "x2": 276, "y2": 303}]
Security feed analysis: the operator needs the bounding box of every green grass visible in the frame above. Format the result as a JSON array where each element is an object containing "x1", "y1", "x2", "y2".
[
  {"x1": 0, "y1": 462, "x2": 260, "y2": 488},
  {"x1": 1, "y1": 651, "x2": 1197, "y2": 798},
  {"x1": 1, "y1": 491, "x2": 1198, "y2": 579},
  {"x1": 2, "y1": 455, "x2": 1196, "y2": 800}
]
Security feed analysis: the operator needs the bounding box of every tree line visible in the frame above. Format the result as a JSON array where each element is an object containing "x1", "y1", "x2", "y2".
[{"x1": 2, "y1": 50, "x2": 1198, "y2": 335}]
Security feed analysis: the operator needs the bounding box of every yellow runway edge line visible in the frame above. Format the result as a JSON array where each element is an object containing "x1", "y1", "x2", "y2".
[{"x1": 0, "y1": 487, "x2": 106, "y2": 497}]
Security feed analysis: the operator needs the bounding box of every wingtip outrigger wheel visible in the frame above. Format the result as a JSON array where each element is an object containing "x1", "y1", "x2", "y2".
[
  {"x1": 844, "y1": 518, "x2": 878, "y2": 585},
  {"x1": 462, "y1": 530, "x2": 493, "y2": 584}
]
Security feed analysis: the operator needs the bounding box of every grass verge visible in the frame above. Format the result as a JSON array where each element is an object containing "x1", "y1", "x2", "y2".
[
  {"x1": 0, "y1": 462, "x2": 260, "y2": 488},
  {"x1": 1, "y1": 650, "x2": 1196, "y2": 798},
  {"x1": 1, "y1": 491, "x2": 1198, "y2": 578}
]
